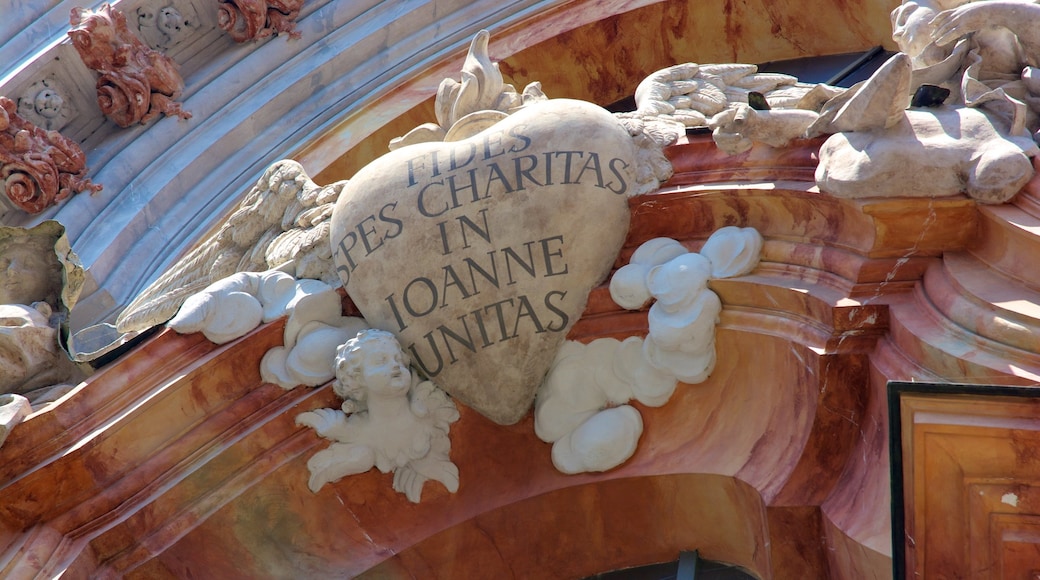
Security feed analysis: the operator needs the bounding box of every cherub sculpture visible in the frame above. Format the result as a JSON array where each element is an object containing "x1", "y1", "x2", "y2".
[
  {"x1": 0, "y1": 96, "x2": 100, "y2": 214},
  {"x1": 217, "y1": 0, "x2": 303, "y2": 43},
  {"x1": 69, "y1": 4, "x2": 192, "y2": 128},
  {"x1": 295, "y1": 329, "x2": 460, "y2": 503}
]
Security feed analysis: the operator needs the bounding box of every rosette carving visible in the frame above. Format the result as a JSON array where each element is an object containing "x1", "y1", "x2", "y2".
[
  {"x1": 69, "y1": 4, "x2": 192, "y2": 128},
  {"x1": 0, "y1": 97, "x2": 100, "y2": 214},
  {"x1": 217, "y1": 0, "x2": 303, "y2": 43}
]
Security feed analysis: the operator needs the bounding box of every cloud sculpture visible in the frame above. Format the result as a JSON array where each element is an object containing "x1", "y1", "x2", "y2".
[
  {"x1": 536, "y1": 226, "x2": 763, "y2": 474},
  {"x1": 168, "y1": 270, "x2": 368, "y2": 389}
]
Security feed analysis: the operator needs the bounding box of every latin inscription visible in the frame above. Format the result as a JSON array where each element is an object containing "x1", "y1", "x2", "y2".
[{"x1": 333, "y1": 126, "x2": 630, "y2": 377}]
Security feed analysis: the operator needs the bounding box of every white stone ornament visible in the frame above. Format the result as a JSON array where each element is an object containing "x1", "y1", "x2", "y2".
[
  {"x1": 551, "y1": 405, "x2": 643, "y2": 474},
  {"x1": 700, "y1": 2, "x2": 1040, "y2": 204},
  {"x1": 296, "y1": 330, "x2": 460, "y2": 503},
  {"x1": 331, "y1": 98, "x2": 637, "y2": 425},
  {"x1": 537, "y1": 227, "x2": 763, "y2": 474},
  {"x1": 168, "y1": 270, "x2": 339, "y2": 344}
]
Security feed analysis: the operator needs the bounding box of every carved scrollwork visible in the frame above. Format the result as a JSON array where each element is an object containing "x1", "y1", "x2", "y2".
[
  {"x1": 0, "y1": 97, "x2": 100, "y2": 214},
  {"x1": 68, "y1": 4, "x2": 192, "y2": 128},
  {"x1": 216, "y1": 0, "x2": 303, "y2": 43}
]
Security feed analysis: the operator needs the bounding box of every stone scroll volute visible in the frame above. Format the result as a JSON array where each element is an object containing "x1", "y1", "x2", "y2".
[
  {"x1": 0, "y1": 97, "x2": 100, "y2": 214},
  {"x1": 331, "y1": 99, "x2": 637, "y2": 425},
  {"x1": 69, "y1": 4, "x2": 192, "y2": 128},
  {"x1": 216, "y1": 0, "x2": 304, "y2": 43}
]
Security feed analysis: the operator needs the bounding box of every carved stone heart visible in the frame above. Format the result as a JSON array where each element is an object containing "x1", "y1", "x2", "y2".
[{"x1": 330, "y1": 99, "x2": 635, "y2": 424}]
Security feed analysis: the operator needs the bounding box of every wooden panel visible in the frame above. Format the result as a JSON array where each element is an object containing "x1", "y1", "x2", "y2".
[{"x1": 894, "y1": 385, "x2": 1040, "y2": 579}]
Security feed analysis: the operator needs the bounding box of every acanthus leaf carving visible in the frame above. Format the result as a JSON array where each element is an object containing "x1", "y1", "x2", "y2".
[
  {"x1": 216, "y1": 0, "x2": 303, "y2": 43},
  {"x1": 0, "y1": 97, "x2": 101, "y2": 214},
  {"x1": 69, "y1": 3, "x2": 192, "y2": 128}
]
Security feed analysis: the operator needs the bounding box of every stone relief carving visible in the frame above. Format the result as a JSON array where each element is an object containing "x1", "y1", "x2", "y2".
[
  {"x1": 535, "y1": 227, "x2": 763, "y2": 474},
  {"x1": 0, "y1": 96, "x2": 101, "y2": 214},
  {"x1": 0, "y1": 222, "x2": 88, "y2": 414},
  {"x1": 390, "y1": 30, "x2": 547, "y2": 150},
  {"x1": 116, "y1": 160, "x2": 345, "y2": 334},
  {"x1": 68, "y1": 4, "x2": 192, "y2": 128},
  {"x1": 624, "y1": 0, "x2": 1040, "y2": 204},
  {"x1": 16, "y1": 78, "x2": 76, "y2": 132},
  {"x1": 296, "y1": 329, "x2": 460, "y2": 502},
  {"x1": 167, "y1": 268, "x2": 368, "y2": 387},
  {"x1": 216, "y1": 0, "x2": 303, "y2": 43},
  {"x1": 114, "y1": 30, "x2": 772, "y2": 482},
  {"x1": 332, "y1": 97, "x2": 635, "y2": 425},
  {"x1": 135, "y1": 4, "x2": 197, "y2": 51}
]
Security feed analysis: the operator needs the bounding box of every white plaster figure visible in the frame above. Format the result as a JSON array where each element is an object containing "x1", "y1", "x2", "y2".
[
  {"x1": 698, "y1": 1, "x2": 1040, "y2": 203},
  {"x1": 168, "y1": 269, "x2": 368, "y2": 389},
  {"x1": 296, "y1": 330, "x2": 460, "y2": 502},
  {"x1": 537, "y1": 227, "x2": 763, "y2": 474}
]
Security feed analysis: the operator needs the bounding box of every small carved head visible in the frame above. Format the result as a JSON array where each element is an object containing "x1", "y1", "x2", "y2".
[
  {"x1": 157, "y1": 7, "x2": 185, "y2": 35},
  {"x1": 136, "y1": 6, "x2": 157, "y2": 28},
  {"x1": 334, "y1": 329, "x2": 412, "y2": 404}
]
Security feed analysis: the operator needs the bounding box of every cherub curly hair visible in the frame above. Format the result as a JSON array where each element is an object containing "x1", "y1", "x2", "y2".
[{"x1": 332, "y1": 329, "x2": 411, "y2": 405}]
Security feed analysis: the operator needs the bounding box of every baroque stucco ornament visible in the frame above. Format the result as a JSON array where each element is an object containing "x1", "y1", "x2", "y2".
[
  {"x1": 0, "y1": 221, "x2": 88, "y2": 421},
  {"x1": 216, "y1": 0, "x2": 303, "y2": 43},
  {"x1": 16, "y1": 78, "x2": 75, "y2": 133},
  {"x1": 535, "y1": 227, "x2": 763, "y2": 474},
  {"x1": 296, "y1": 330, "x2": 460, "y2": 503},
  {"x1": 684, "y1": 0, "x2": 1040, "y2": 203},
  {"x1": 69, "y1": 4, "x2": 192, "y2": 128},
  {"x1": 331, "y1": 97, "x2": 636, "y2": 425},
  {"x1": 135, "y1": 4, "x2": 196, "y2": 51},
  {"x1": 115, "y1": 30, "x2": 763, "y2": 488},
  {"x1": 0, "y1": 97, "x2": 100, "y2": 214}
]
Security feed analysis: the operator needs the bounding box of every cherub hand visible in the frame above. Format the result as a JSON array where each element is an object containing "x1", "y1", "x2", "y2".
[{"x1": 295, "y1": 407, "x2": 347, "y2": 439}]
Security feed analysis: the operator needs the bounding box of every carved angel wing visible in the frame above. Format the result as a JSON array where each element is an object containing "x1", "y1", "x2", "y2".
[{"x1": 115, "y1": 160, "x2": 345, "y2": 333}]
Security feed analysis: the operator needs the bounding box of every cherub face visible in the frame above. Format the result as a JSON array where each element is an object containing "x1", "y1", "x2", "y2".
[
  {"x1": 360, "y1": 338, "x2": 410, "y2": 395},
  {"x1": 33, "y1": 89, "x2": 63, "y2": 119}
]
